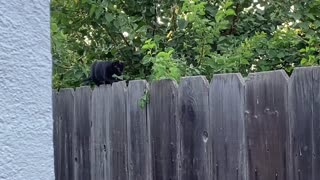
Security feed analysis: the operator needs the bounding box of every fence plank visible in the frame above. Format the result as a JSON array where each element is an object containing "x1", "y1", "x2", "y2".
[
  {"x1": 150, "y1": 79, "x2": 179, "y2": 180},
  {"x1": 127, "y1": 80, "x2": 152, "y2": 180},
  {"x1": 289, "y1": 67, "x2": 320, "y2": 180},
  {"x1": 90, "y1": 85, "x2": 111, "y2": 180},
  {"x1": 53, "y1": 88, "x2": 75, "y2": 180},
  {"x1": 178, "y1": 76, "x2": 210, "y2": 180},
  {"x1": 74, "y1": 86, "x2": 92, "y2": 180},
  {"x1": 245, "y1": 70, "x2": 289, "y2": 180},
  {"x1": 210, "y1": 74, "x2": 247, "y2": 180},
  {"x1": 110, "y1": 81, "x2": 128, "y2": 180},
  {"x1": 312, "y1": 67, "x2": 320, "y2": 180},
  {"x1": 53, "y1": 90, "x2": 60, "y2": 179}
]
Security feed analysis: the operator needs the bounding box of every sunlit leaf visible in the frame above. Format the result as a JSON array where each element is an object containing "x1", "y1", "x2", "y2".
[{"x1": 226, "y1": 9, "x2": 236, "y2": 16}]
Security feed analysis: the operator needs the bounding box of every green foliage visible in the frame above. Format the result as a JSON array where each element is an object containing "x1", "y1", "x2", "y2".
[
  {"x1": 142, "y1": 39, "x2": 181, "y2": 81},
  {"x1": 51, "y1": 0, "x2": 320, "y2": 89},
  {"x1": 139, "y1": 39, "x2": 182, "y2": 108},
  {"x1": 138, "y1": 89, "x2": 150, "y2": 109}
]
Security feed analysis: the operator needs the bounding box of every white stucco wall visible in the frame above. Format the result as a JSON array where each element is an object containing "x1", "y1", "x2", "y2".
[{"x1": 0, "y1": 1, "x2": 54, "y2": 180}]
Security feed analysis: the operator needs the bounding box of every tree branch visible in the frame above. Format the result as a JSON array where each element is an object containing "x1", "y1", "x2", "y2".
[
  {"x1": 97, "y1": 23, "x2": 128, "y2": 61},
  {"x1": 222, "y1": 3, "x2": 240, "y2": 36}
]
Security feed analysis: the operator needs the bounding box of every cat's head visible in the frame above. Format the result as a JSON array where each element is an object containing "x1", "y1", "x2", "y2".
[{"x1": 112, "y1": 61, "x2": 124, "y2": 76}]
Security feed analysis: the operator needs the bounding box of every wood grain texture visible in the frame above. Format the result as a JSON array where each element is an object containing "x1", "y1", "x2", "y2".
[
  {"x1": 245, "y1": 70, "x2": 289, "y2": 180},
  {"x1": 74, "y1": 86, "x2": 92, "y2": 180},
  {"x1": 210, "y1": 73, "x2": 247, "y2": 180},
  {"x1": 52, "y1": 68, "x2": 320, "y2": 180},
  {"x1": 53, "y1": 89, "x2": 59, "y2": 179},
  {"x1": 127, "y1": 80, "x2": 152, "y2": 180},
  {"x1": 150, "y1": 79, "x2": 179, "y2": 180},
  {"x1": 289, "y1": 67, "x2": 320, "y2": 180},
  {"x1": 110, "y1": 81, "x2": 128, "y2": 180},
  {"x1": 54, "y1": 88, "x2": 75, "y2": 180},
  {"x1": 178, "y1": 76, "x2": 210, "y2": 180},
  {"x1": 90, "y1": 85, "x2": 111, "y2": 180},
  {"x1": 312, "y1": 67, "x2": 320, "y2": 180}
]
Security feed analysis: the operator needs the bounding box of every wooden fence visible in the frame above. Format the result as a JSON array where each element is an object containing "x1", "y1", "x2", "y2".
[{"x1": 53, "y1": 67, "x2": 320, "y2": 180}]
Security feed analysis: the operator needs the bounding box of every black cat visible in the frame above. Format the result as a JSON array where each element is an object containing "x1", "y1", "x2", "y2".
[{"x1": 83, "y1": 61, "x2": 124, "y2": 86}]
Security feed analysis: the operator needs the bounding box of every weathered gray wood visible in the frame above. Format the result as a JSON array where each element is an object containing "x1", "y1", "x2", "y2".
[
  {"x1": 150, "y1": 79, "x2": 179, "y2": 180},
  {"x1": 178, "y1": 76, "x2": 210, "y2": 180},
  {"x1": 74, "y1": 86, "x2": 92, "y2": 180},
  {"x1": 53, "y1": 89, "x2": 60, "y2": 180},
  {"x1": 312, "y1": 67, "x2": 320, "y2": 180},
  {"x1": 90, "y1": 85, "x2": 111, "y2": 180},
  {"x1": 53, "y1": 68, "x2": 320, "y2": 180},
  {"x1": 210, "y1": 74, "x2": 247, "y2": 180},
  {"x1": 288, "y1": 68, "x2": 312, "y2": 180},
  {"x1": 54, "y1": 88, "x2": 75, "y2": 180},
  {"x1": 110, "y1": 81, "x2": 128, "y2": 180},
  {"x1": 127, "y1": 80, "x2": 152, "y2": 180},
  {"x1": 289, "y1": 67, "x2": 320, "y2": 180},
  {"x1": 245, "y1": 70, "x2": 289, "y2": 180}
]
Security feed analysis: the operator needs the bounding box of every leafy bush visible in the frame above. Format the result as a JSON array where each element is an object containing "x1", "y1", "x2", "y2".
[{"x1": 51, "y1": 0, "x2": 320, "y2": 89}]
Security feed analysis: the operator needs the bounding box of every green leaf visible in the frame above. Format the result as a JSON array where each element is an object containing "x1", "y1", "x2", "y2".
[
  {"x1": 291, "y1": 13, "x2": 302, "y2": 20},
  {"x1": 142, "y1": 43, "x2": 155, "y2": 50},
  {"x1": 51, "y1": 22, "x2": 58, "y2": 33},
  {"x1": 144, "y1": 39, "x2": 152, "y2": 44},
  {"x1": 138, "y1": 91, "x2": 150, "y2": 108},
  {"x1": 89, "y1": 4, "x2": 97, "y2": 17},
  {"x1": 285, "y1": 66, "x2": 294, "y2": 72},
  {"x1": 217, "y1": 20, "x2": 229, "y2": 30},
  {"x1": 240, "y1": 58, "x2": 249, "y2": 65},
  {"x1": 300, "y1": 22, "x2": 310, "y2": 30},
  {"x1": 306, "y1": 13, "x2": 316, "y2": 21},
  {"x1": 277, "y1": 52, "x2": 285, "y2": 58},
  {"x1": 299, "y1": 48, "x2": 306, "y2": 53},
  {"x1": 225, "y1": 9, "x2": 236, "y2": 16},
  {"x1": 136, "y1": 25, "x2": 147, "y2": 33},
  {"x1": 156, "y1": 52, "x2": 170, "y2": 58},
  {"x1": 301, "y1": 58, "x2": 309, "y2": 65},
  {"x1": 314, "y1": 20, "x2": 320, "y2": 28},
  {"x1": 215, "y1": 11, "x2": 224, "y2": 22},
  {"x1": 205, "y1": 5, "x2": 217, "y2": 16},
  {"x1": 142, "y1": 56, "x2": 152, "y2": 64},
  {"x1": 95, "y1": 7, "x2": 103, "y2": 19},
  {"x1": 178, "y1": 19, "x2": 188, "y2": 29},
  {"x1": 105, "y1": 12, "x2": 114, "y2": 23},
  {"x1": 111, "y1": 48, "x2": 117, "y2": 55},
  {"x1": 225, "y1": 1, "x2": 233, "y2": 8}
]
